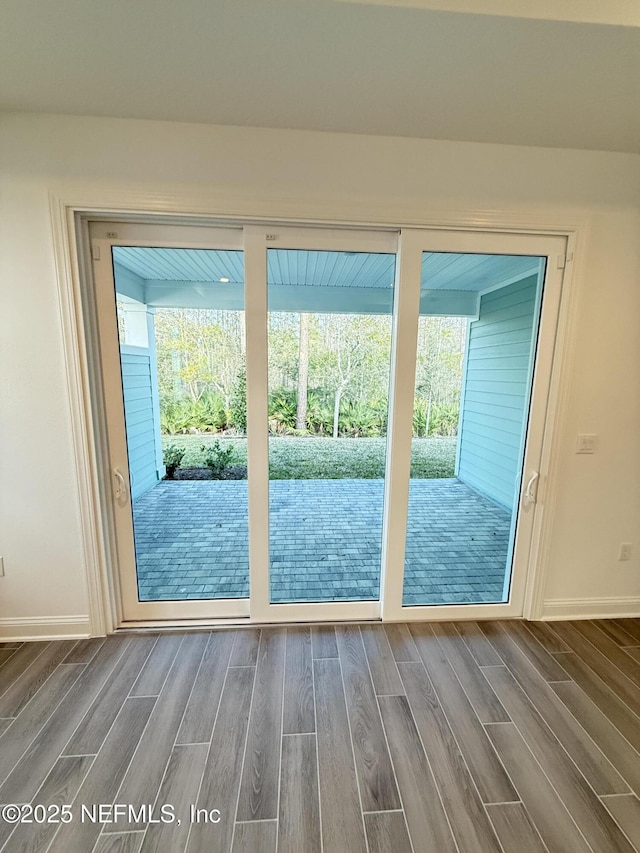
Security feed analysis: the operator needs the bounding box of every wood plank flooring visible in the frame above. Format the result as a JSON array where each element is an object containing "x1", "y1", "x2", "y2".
[{"x1": 0, "y1": 619, "x2": 639, "y2": 852}]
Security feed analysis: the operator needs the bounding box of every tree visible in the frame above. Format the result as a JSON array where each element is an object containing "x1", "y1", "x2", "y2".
[
  {"x1": 154, "y1": 308, "x2": 245, "y2": 408},
  {"x1": 296, "y1": 313, "x2": 310, "y2": 430},
  {"x1": 311, "y1": 314, "x2": 391, "y2": 438},
  {"x1": 153, "y1": 303, "x2": 465, "y2": 440},
  {"x1": 268, "y1": 313, "x2": 298, "y2": 388},
  {"x1": 414, "y1": 316, "x2": 466, "y2": 436}
]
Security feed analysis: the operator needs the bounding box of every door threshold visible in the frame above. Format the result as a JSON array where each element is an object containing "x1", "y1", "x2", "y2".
[{"x1": 113, "y1": 616, "x2": 384, "y2": 633}]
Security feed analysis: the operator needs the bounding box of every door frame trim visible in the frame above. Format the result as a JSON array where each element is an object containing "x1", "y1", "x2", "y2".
[
  {"x1": 49, "y1": 188, "x2": 580, "y2": 635},
  {"x1": 382, "y1": 232, "x2": 566, "y2": 622}
]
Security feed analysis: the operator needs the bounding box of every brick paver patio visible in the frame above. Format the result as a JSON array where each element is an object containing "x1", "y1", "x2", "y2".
[{"x1": 132, "y1": 478, "x2": 512, "y2": 605}]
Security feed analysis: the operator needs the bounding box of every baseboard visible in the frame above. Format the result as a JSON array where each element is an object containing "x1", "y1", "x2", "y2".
[
  {"x1": 540, "y1": 597, "x2": 640, "y2": 621},
  {"x1": 0, "y1": 615, "x2": 92, "y2": 642}
]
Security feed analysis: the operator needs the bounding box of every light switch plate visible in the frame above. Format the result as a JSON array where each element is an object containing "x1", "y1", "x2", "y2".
[
  {"x1": 576, "y1": 434, "x2": 597, "y2": 454},
  {"x1": 618, "y1": 543, "x2": 632, "y2": 561}
]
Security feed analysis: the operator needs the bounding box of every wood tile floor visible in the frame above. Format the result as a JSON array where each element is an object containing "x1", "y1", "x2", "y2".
[{"x1": 0, "y1": 619, "x2": 639, "y2": 852}]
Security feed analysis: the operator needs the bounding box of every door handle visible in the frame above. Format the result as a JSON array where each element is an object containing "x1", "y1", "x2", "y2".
[
  {"x1": 524, "y1": 471, "x2": 539, "y2": 506},
  {"x1": 113, "y1": 468, "x2": 129, "y2": 503}
]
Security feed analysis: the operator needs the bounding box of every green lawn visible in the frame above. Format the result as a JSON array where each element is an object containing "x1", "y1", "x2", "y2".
[{"x1": 162, "y1": 435, "x2": 457, "y2": 479}]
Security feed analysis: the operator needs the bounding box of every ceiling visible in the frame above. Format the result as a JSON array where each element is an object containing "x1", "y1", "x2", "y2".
[
  {"x1": 336, "y1": 0, "x2": 640, "y2": 27},
  {"x1": 113, "y1": 246, "x2": 539, "y2": 316},
  {"x1": 2, "y1": 0, "x2": 638, "y2": 153},
  {"x1": 113, "y1": 247, "x2": 539, "y2": 292}
]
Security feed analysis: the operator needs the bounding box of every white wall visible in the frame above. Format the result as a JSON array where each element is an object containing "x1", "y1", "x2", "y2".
[{"x1": 1, "y1": 113, "x2": 639, "y2": 636}]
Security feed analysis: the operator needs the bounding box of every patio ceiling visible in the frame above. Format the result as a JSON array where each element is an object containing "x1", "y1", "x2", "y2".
[{"x1": 113, "y1": 247, "x2": 540, "y2": 317}]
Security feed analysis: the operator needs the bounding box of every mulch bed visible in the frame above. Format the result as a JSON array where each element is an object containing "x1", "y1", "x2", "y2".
[{"x1": 164, "y1": 465, "x2": 247, "y2": 481}]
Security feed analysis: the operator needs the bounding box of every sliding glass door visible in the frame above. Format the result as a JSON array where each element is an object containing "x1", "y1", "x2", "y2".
[
  {"x1": 267, "y1": 248, "x2": 395, "y2": 605},
  {"x1": 91, "y1": 223, "x2": 251, "y2": 621},
  {"x1": 381, "y1": 229, "x2": 565, "y2": 621},
  {"x1": 246, "y1": 227, "x2": 398, "y2": 622},
  {"x1": 90, "y1": 222, "x2": 566, "y2": 625}
]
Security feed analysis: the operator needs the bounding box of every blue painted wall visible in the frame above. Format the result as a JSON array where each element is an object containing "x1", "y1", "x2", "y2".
[
  {"x1": 121, "y1": 346, "x2": 162, "y2": 499},
  {"x1": 456, "y1": 274, "x2": 540, "y2": 511}
]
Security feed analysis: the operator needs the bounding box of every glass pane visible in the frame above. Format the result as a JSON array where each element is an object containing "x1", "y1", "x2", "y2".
[
  {"x1": 112, "y1": 246, "x2": 249, "y2": 602},
  {"x1": 267, "y1": 249, "x2": 396, "y2": 603},
  {"x1": 403, "y1": 252, "x2": 544, "y2": 606}
]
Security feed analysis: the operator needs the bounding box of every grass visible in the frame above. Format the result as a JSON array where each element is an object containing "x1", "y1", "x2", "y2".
[{"x1": 162, "y1": 435, "x2": 457, "y2": 479}]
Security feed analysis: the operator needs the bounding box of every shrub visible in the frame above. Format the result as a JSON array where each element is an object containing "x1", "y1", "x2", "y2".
[
  {"x1": 306, "y1": 390, "x2": 333, "y2": 435},
  {"x1": 163, "y1": 444, "x2": 186, "y2": 478},
  {"x1": 429, "y1": 403, "x2": 459, "y2": 437},
  {"x1": 196, "y1": 391, "x2": 228, "y2": 432},
  {"x1": 269, "y1": 389, "x2": 388, "y2": 437},
  {"x1": 412, "y1": 401, "x2": 459, "y2": 436},
  {"x1": 160, "y1": 399, "x2": 194, "y2": 435},
  {"x1": 230, "y1": 369, "x2": 247, "y2": 433},
  {"x1": 338, "y1": 399, "x2": 382, "y2": 437},
  {"x1": 160, "y1": 393, "x2": 227, "y2": 435},
  {"x1": 201, "y1": 440, "x2": 234, "y2": 478},
  {"x1": 413, "y1": 401, "x2": 427, "y2": 437},
  {"x1": 367, "y1": 396, "x2": 389, "y2": 435},
  {"x1": 268, "y1": 388, "x2": 297, "y2": 434}
]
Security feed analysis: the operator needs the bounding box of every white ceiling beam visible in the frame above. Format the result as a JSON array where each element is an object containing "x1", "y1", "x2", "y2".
[
  {"x1": 114, "y1": 263, "x2": 146, "y2": 304},
  {"x1": 141, "y1": 280, "x2": 480, "y2": 317},
  {"x1": 421, "y1": 289, "x2": 479, "y2": 318}
]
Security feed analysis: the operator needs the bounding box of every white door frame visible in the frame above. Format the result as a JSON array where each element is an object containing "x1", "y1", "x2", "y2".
[
  {"x1": 381, "y1": 229, "x2": 567, "y2": 622},
  {"x1": 90, "y1": 221, "x2": 251, "y2": 622},
  {"x1": 245, "y1": 224, "x2": 398, "y2": 623},
  {"x1": 92, "y1": 221, "x2": 400, "y2": 624},
  {"x1": 51, "y1": 195, "x2": 578, "y2": 634}
]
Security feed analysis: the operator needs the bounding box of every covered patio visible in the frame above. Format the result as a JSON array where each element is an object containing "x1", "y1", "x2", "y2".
[
  {"x1": 132, "y1": 477, "x2": 512, "y2": 605},
  {"x1": 117, "y1": 244, "x2": 539, "y2": 610}
]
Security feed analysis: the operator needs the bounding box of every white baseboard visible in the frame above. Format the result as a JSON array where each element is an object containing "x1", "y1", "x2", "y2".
[
  {"x1": 0, "y1": 615, "x2": 92, "y2": 642},
  {"x1": 540, "y1": 596, "x2": 640, "y2": 621}
]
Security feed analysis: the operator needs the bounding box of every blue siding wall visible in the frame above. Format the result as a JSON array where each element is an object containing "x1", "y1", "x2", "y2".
[
  {"x1": 456, "y1": 274, "x2": 539, "y2": 511},
  {"x1": 121, "y1": 347, "x2": 161, "y2": 499}
]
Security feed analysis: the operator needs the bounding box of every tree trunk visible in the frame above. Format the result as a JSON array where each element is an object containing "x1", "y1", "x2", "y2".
[
  {"x1": 333, "y1": 386, "x2": 344, "y2": 439},
  {"x1": 426, "y1": 318, "x2": 442, "y2": 436},
  {"x1": 296, "y1": 312, "x2": 310, "y2": 431},
  {"x1": 425, "y1": 393, "x2": 432, "y2": 437}
]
